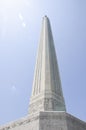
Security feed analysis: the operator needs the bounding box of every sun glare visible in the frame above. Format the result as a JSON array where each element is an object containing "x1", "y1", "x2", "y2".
[
  {"x1": 0, "y1": 0, "x2": 29, "y2": 38},
  {"x1": 0, "y1": 0, "x2": 22, "y2": 8},
  {"x1": 0, "y1": 0, "x2": 31, "y2": 9},
  {"x1": 0, "y1": 0, "x2": 31, "y2": 15},
  {"x1": 0, "y1": 0, "x2": 33, "y2": 35}
]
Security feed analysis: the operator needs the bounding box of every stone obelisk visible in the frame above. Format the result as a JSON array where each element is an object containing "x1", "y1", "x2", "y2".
[
  {"x1": 29, "y1": 16, "x2": 66, "y2": 115},
  {"x1": 0, "y1": 16, "x2": 86, "y2": 130}
]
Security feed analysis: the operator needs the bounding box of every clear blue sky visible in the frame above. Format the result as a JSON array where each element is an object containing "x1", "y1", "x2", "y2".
[{"x1": 0, "y1": 0, "x2": 86, "y2": 125}]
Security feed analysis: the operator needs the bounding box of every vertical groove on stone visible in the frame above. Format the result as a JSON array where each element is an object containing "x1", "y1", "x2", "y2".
[{"x1": 32, "y1": 20, "x2": 44, "y2": 96}]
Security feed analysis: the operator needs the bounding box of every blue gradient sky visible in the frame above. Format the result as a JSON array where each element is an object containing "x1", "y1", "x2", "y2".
[{"x1": 0, "y1": 0, "x2": 86, "y2": 125}]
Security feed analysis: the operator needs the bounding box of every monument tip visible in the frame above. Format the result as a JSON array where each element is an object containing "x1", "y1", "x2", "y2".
[
  {"x1": 43, "y1": 15, "x2": 48, "y2": 19},
  {"x1": 44, "y1": 15, "x2": 47, "y2": 17}
]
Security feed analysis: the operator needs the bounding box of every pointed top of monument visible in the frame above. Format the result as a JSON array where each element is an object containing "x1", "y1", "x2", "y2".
[
  {"x1": 44, "y1": 15, "x2": 48, "y2": 18},
  {"x1": 43, "y1": 15, "x2": 49, "y2": 21},
  {"x1": 44, "y1": 15, "x2": 47, "y2": 17}
]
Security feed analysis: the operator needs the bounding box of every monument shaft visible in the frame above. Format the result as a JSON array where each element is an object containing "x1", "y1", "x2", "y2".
[{"x1": 29, "y1": 16, "x2": 66, "y2": 115}]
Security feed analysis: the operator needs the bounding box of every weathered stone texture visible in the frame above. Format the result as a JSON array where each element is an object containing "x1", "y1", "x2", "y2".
[
  {"x1": 39, "y1": 112, "x2": 86, "y2": 130},
  {"x1": 66, "y1": 114, "x2": 86, "y2": 130},
  {"x1": 39, "y1": 112, "x2": 68, "y2": 130},
  {"x1": 0, "y1": 112, "x2": 86, "y2": 130},
  {"x1": 0, "y1": 115, "x2": 39, "y2": 130}
]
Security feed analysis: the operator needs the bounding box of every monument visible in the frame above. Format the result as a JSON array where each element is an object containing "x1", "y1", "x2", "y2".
[{"x1": 0, "y1": 16, "x2": 86, "y2": 130}]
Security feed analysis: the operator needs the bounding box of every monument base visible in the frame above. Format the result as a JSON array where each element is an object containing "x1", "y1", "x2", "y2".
[{"x1": 0, "y1": 112, "x2": 86, "y2": 130}]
